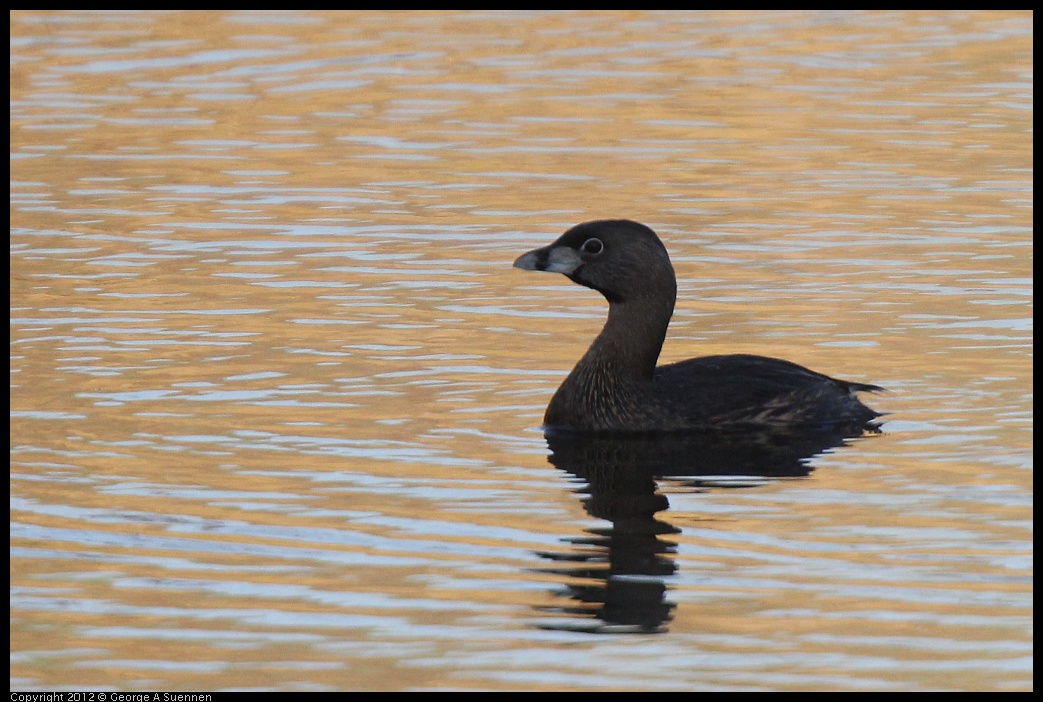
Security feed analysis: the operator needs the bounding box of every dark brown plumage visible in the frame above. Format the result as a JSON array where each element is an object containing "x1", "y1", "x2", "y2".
[{"x1": 513, "y1": 219, "x2": 882, "y2": 433}]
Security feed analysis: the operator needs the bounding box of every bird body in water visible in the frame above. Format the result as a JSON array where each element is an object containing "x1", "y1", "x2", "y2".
[{"x1": 513, "y1": 219, "x2": 882, "y2": 434}]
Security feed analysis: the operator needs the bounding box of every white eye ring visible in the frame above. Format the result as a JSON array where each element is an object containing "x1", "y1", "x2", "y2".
[{"x1": 581, "y1": 238, "x2": 604, "y2": 255}]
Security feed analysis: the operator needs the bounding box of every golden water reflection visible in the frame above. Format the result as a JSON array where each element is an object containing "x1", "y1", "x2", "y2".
[{"x1": 11, "y1": 10, "x2": 1031, "y2": 692}]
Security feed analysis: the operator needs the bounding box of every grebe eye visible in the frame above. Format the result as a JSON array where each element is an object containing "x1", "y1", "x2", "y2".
[{"x1": 581, "y1": 238, "x2": 604, "y2": 255}]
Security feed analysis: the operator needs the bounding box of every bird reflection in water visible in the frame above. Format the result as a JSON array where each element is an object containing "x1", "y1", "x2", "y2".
[{"x1": 533, "y1": 423, "x2": 880, "y2": 634}]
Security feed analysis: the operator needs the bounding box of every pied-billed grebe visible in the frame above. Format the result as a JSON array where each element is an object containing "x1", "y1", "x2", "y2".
[{"x1": 513, "y1": 219, "x2": 882, "y2": 433}]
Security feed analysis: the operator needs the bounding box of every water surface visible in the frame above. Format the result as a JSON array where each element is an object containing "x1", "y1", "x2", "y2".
[{"x1": 10, "y1": 10, "x2": 1032, "y2": 692}]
